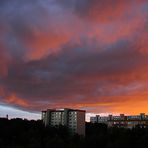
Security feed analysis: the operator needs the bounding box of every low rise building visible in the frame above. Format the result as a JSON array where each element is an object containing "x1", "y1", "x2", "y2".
[
  {"x1": 42, "y1": 108, "x2": 86, "y2": 136},
  {"x1": 90, "y1": 115, "x2": 108, "y2": 124},
  {"x1": 90, "y1": 113, "x2": 148, "y2": 128}
]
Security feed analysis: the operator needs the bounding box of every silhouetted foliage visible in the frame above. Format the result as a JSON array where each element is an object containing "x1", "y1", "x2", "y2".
[{"x1": 0, "y1": 118, "x2": 148, "y2": 148}]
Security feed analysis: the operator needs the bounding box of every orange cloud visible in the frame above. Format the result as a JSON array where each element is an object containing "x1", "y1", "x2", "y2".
[
  {"x1": 0, "y1": 0, "x2": 148, "y2": 116},
  {"x1": 111, "y1": 96, "x2": 148, "y2": 115},
  {"x1": 5, "y1": 95, "x2": 29, "y2": 108},
  {"x1": 22, "y1": 30, "x2": 70, "y2": 61}
]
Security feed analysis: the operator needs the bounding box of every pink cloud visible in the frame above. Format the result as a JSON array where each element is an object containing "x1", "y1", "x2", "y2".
[{"x1": 0, "y1": 0, "x2": 147, "y2": 115}]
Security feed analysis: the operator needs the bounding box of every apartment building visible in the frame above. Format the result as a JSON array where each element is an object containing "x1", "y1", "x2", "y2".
[
  {"x1": 90, "y1": 115, "x2": 108, "y2": 124},
  {"x1": 90, "y1": 113, "x2": 148, "y2": 128},
  {"x1": 42, "y1": 108, "x2": 86, "y2": 136}
]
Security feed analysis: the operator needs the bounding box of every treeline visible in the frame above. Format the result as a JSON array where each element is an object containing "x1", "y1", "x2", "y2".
[{"x1": 0, "y1": 118, "x2": 148, "y2": 148}]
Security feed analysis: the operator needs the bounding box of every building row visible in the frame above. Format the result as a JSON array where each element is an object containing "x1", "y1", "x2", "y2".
[
  {"x1": 42, "y1": 109, "x2": 148, "y2": 136},
  {"x1": 42, "y1": 108, "x2": 85, "y2": 136},
  {"x1": 90, "y1": 113, "x2": 148, "y2": 128}
]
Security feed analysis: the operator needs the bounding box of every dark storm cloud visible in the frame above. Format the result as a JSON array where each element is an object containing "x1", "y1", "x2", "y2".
[
  {"x1": 2, "y1": 39, "x2": 148, "y2": 107},
  {"x1": 0, "y1": 0, "x2": 148, "y2": 113},
  {"x1": 55, "y1": 0, "x2": 147, "y2": 22}
]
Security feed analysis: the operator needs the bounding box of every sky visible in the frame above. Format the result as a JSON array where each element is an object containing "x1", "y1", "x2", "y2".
[{"x1": 0, "y1": 0, "x2": 148, "y2": 120}]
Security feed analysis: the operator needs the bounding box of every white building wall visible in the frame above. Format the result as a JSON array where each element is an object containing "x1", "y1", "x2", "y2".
[{"x1": 42, "y1": 109, "x2": 85, "y2": 136}]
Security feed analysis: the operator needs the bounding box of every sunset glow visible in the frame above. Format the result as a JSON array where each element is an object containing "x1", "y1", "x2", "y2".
[{"x1": 0, "y1": 0, "x2": 148, "y2": 119}]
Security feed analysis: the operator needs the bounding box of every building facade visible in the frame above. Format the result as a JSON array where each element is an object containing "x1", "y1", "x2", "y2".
[
  {"x1": 42, "y1": 108, "x2": 85, "y2": 136},
  {"x1": 90, "y1": 113, "x2": 148, "y2": 128}
]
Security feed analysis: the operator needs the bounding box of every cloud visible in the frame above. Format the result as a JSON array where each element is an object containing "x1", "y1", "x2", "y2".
[
  {"x1": 0, "y1": 0, "x2": 148, "y2": 114},
  {"x1": 55, "y1": 0, "x2": 147, "y2": 22}
]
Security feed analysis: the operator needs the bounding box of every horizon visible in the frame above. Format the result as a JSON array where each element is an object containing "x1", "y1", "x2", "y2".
[
  {"x1": 0, "y1": 0, "x2": 148, "y2": 120},
  {"x1": 0, "y1": 105, "x2": 148, "y2": 122}
]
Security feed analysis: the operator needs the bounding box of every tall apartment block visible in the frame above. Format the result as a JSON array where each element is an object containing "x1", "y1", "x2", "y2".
[
  {"x1": 90, "y1": 113, "x2": 148, "y2": 128},
  {"x1": 42, "y1": 108, "x2": 86, "y2": 136}
]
